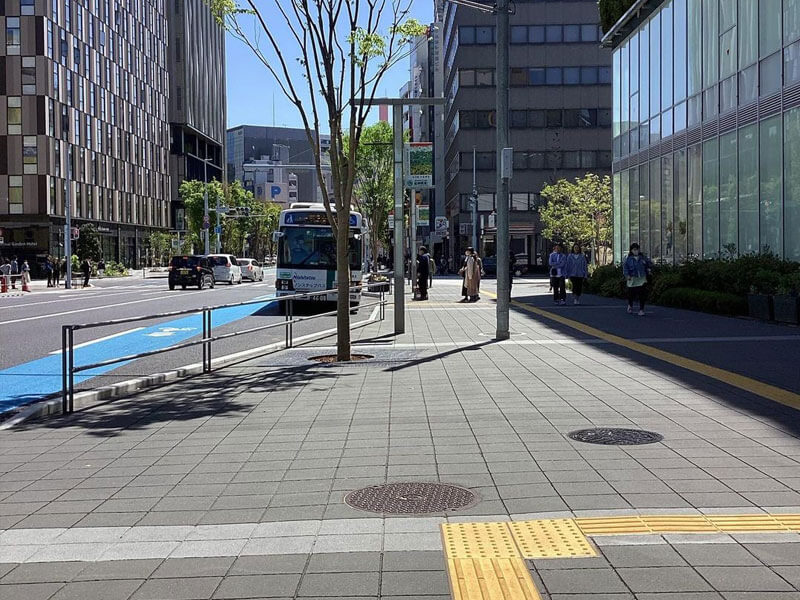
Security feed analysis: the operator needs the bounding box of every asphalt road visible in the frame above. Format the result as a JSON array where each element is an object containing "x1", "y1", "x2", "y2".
[{"x1": 0, "y1": 269, "x2": 380, "y2": 412}]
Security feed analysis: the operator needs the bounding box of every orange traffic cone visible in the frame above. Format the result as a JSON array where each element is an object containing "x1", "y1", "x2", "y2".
[
  {"x1": 1, "y1": 276, "x2": 7, "y2": 293},
  {"x1": 22, "y1": 275, "x2": 31, "y2": 292}
]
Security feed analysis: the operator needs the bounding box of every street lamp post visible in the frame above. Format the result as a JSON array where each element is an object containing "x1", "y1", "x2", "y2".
[{"x1": 495, "y1": 0, "x2": 511, "y2": 340}]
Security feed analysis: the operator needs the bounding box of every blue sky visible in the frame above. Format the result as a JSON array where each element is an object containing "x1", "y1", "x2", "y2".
[{"x1": 224, "y1": 3, "x2": 433, "y2": 130}]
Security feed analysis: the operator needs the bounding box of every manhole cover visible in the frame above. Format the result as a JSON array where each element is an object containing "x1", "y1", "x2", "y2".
[
  {"x1": 345, "y1": 482, "x2": 477, "y2": 514},
  {"x1": 568, "y1": 427, "x2": 663, "y2": 445}
]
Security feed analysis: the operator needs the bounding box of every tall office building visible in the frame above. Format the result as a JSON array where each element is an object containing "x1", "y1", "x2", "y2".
[
  {"x1": 1, "y1": 0, "x2": 172, "y2": 268},
  {"x1": 441, "y1": 1, "x2": 613, "y2": 263},
  {"x1": 606, "y1": 0, "x2": 800, "y2": 263},
  {"x1": 167, "y1": 0, "x2": 226, "y2": 231},
  {"x1": 226, "y1": 125, "x2": 331, "y2": 204}
]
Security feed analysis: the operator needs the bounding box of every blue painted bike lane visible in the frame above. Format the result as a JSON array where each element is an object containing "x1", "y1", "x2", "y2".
[{"x1": 0, "y1": 296, "x2": 275, "y2": 413}]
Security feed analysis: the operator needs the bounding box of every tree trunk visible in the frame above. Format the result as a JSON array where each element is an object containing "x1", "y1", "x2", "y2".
[{"x1": 336, "y1": 207, "x2": 351, "y2": 361}]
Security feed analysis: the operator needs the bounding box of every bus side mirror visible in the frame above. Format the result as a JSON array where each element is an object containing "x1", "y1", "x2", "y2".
[{"x1": 272, "y1": 231, "x2": 283, "y2": 243}]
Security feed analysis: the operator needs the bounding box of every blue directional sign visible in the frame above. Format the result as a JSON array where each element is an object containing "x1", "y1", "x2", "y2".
[{"x1": 214, "y1": 225, "x2": 222, "y2": 234}]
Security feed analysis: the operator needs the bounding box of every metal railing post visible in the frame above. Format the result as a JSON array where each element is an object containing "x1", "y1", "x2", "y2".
[
  {"x1": 202, "y1": 308, "x2": 208, "y2": 373},
  {"x1": 288, "y1": 299, "x2": 294, "y2": 348},
  {"x1": 206, "y1": 309, "x2": 213, "y2": 372},
  {"x1": 61, "y1": 326, "x2": 68, "y2": 414},
  {"x1": 67, "y1": 327, "x2": 74, "y2": 413}
]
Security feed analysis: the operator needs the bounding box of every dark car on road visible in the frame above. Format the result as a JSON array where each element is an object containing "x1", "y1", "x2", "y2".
[{"x1": 168, "y1": 255, "x2": 215, "y2": 290}]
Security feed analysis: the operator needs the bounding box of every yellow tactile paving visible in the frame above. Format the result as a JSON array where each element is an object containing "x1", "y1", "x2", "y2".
[
  {"x1": 442, "y1": 514, "x2": 800, "y2": 600},
  {"x1": 509, "y1": 518, "x2": 597, "y2": 558},
  {"x1": 448, "y1": 558, "x2": 542, "y2": 600},
  {"x1": 442, "y1": 522, "x2": 521, "y2": 559}
]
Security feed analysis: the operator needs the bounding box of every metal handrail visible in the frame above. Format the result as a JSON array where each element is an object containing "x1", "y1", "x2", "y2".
[{"x1": 61, "y1": 283, "x2": 389, "y2": 414}]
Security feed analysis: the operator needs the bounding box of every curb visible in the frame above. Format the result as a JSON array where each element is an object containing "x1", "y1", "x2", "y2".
[{"x1": 0, "y1": 311, "x2": 382, "y2": 429}]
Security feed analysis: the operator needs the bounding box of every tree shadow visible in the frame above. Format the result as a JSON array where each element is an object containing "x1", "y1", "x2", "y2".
[{"x1": 11, "y1": 364, "x2": 349, "y2": 438}]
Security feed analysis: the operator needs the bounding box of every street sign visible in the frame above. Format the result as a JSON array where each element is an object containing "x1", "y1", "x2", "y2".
[
  {"x1": 459, "y1": 223, "x2": 472, "y2": 235},
  {"x1": 270, "y1": 185, "x2": 282, "y2": 198},
  {"x1": 404, "y1": 142, "x2": 433, "y2": 189},
  {"x1": 417, "y1": 205, "x2": 429, "y2": 226},
  {"x1": 214, "y1": 225, "x2": 222, "y2": 234},
  {"x1": 434, "y1": 216, "x2": 449, "y2": 233}
]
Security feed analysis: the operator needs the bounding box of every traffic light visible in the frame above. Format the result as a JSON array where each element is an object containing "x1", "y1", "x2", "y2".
[{"x1": 241, "y1": 207, "x2": 251, "y2": 217}]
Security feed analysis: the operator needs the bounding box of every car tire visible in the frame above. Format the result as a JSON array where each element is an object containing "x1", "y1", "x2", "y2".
[
  {"x1": 209, "y1": 276, "x2": 215, "y2": 289},
  {"x1": 229, "y1": 276, "x2": 234, "y2": 285},
  {"x1": 198, "y1": 277, "x2": 204, "y2": 290}
]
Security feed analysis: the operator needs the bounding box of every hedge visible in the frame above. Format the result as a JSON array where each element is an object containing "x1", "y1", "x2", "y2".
[{"x1": 657, "y1": 287, "x2": 748, "y2": 316}]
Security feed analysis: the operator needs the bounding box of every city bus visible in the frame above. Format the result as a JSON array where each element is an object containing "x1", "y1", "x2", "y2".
[{"x1": 273, "y1": 203, "x2": 366, "y2": 308}]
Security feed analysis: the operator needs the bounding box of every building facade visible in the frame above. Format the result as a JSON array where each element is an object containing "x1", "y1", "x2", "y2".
[
  {"x1": 166, "y1": 0, "x2": 226, "y2": 232},
  {"x1": 1, "y1": 0, "x2": 172, "y2": 269},
  {"x1": 606, "y1": 0, "x2": 800, "y2": 264},
  {"x1": 441, "y1": 1, "x2": 613, "y2": 264},
  {"x1": 226, "y1": 125, "x2": 331, "y2": 205}
]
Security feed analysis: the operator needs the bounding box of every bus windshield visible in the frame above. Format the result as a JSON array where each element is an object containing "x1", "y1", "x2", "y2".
[{"x1": 280, "y1": 227, "x2": 362, "y2": 269}]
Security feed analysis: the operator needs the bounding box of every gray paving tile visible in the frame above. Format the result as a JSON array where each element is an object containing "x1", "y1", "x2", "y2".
[
  {"x1": 151, "y1": 557, "x2": 234, "y2": 578},
  {"x1": 744, "y1": 543, "x2": 800, "y2": 565},
  {"x1": 539, "y1": 568, "x2": 629, "y2": 594},
  {"x1": 73, "y1": 559, "x2": 162, "y2": 581},
  {"x1": 616, "y1": 567, "x2": 714, "y2": 593},
  {"x1": 381, "y1": 570, "x2": 450, "y2": 596},
  {"x1": 297, "y1": 572, "x2": 379, "y2": 597},
  {"x1": 228, "y1": 555, "x2": 308, "y2": 575},
  {"x1": 696, "y1": 566, "x2": 794, "y2": 591},
  {"x1": 0, "y1": 582, "x2": 64, "y2": 600},
  {"x1": 50, "y1": 579, "x2": 143, "y2": 600},
  {"x1": 132, "y1": 576, "x2": 222, "y2": 599},
  {"x1": 382, "y1": 551, "x2": 446, "y2": 572},
  {"x1": 306, "y1": 552, "x2": 380, "y2": 573},
  {"x1": 673, "y1": 544, "x2": 763, "y2": 566},
  {"x1": 601, "y1": 544, "x2": 688, "y2": 567},
  {"x1": 213, "y1": 574, "x2": 302, "y2": 598},
  {"x1": 1, "y1": 561, "x2": 86, "y2": 583}
]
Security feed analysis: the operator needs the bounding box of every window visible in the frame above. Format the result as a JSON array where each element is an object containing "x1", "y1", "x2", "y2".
[
  {"x1": 48, "y1": 98, "x2": 55, "y2": 137},
  {"x1": 719, "y1": 131, "x2": 738, "y2": 254},
  {"x1": 8, "y1": 176, "x2": 23, "y2": 214},
  {"x1": 720, "y1": 26, "x2": 737, "y2": 79},
  {"x1": 688, "y1": 0, "x2": 702, "y2": 93},
  {"x1": 760, "y1": 0, "x2": 782, "y2": 58},
  {"x1": 545, "y1": 25, "x2": 562, "y2": 43},
  {"x1": 702, "y1": 138, "x2": 720, "y2": 257},
  {"x1": 760, "y1": 116, "x2": 782, "y2": 256},
  {"x1": 564, "y1": 67, "x2": 580, "y2": 85},
  {"x1": 785, "y1": 108, "x2": 800, "y2": 261},
  {"x1": 674, "y1": 0, "x2": 687, "y2": 101},
  {"x1": 545, "y1": 67, "x2": 562, "y2": 85},
  {"x1": 528, "y1": 110, "x2": 545, "y2": 128},
  {"x1": 510, "y1": 110, "x2": 527, "y2": 128},
  {"x1": 720, "y1": 75, "x2": 737, "y2": 112},
  {"x1": 599, "y1": 67, "x2": 612, "y2": 84},
  {"x1": 546, "y1": 109, "x2": 562, "y2": 127},
  {"x1": 459, "y1": 69, "x2": 475, "y2": 86},
  {"x1": 760, "y1": 52, "x2": 782, "y2": 96},
  {"x1": 738, "y1": 124, "x2": 759, "y2": 255},
  {"x1": 581, "y1": 24, "x2": 598, "y2": 42},
  {"x1": 581, "y1": 66, "x2": 598, "y2": 85},
  {"x1": 47, "y1": 21, "x2": 54, "y2": 58},
  {"x1": 21, "y1": 58, "x2": 36, "y2": 95},
  {"x1": 564, "y1": 25, "x2": 580, "y2": 43},
  {"x1": 475, "y1": 69, "x2": 494, "y2": 86},
  {"x1": 476, "y1": 26, "x2": 494, "y2": 44},
  {"x1": 787, "y1": 0, "x2": 800, "y2": 44},
  {"x1": 650, "y1": 12, "x2": 661, "y2": 118},
  {"x1": 6, "y1": 17, "x2": 21, "y2": 52},
  {"x1": 661, "y1": 1, "x2": 673, "y2": 110},
  {"x1": 739, "y1": 64, "x2": 758, "y2": 104},
  {"x1": 23, "y1": 136, "x2": 37, "y2": 174},
  {"x1": 511, "y1": 26, "x2": 527, "y2": 44},
  {"x1": 786, "y1": 41, "x2": 800, "y2": 85},
  {"x1": 739, "y1": 0, "x2": 757, "y2": 68},
  {"x1": 529, "y1": 68, "x2": 545, "y2": 85},
  {"x1": 529, "y1": 25, "x2": 544, "y2": 43},
  {"x1": 7, "y1": 97, "x2": 22, "y2": 135}
]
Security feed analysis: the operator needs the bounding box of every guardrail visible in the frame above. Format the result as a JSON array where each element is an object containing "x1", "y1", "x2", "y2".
[{"x1": 61, "y1": 284, "x2": 388, "y2": 414}]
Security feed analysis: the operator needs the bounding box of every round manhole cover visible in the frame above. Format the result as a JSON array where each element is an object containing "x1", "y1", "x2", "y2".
[
  {"x1": 345, "y1": 482, "x2": 477, "y2": 514},
  {"x1": 568, "y1": 427, "x2": 663, "y2": 445}
]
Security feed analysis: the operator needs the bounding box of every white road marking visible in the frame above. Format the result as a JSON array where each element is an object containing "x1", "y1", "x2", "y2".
[
  {"x1": 48, "y1": 327, "x2": 146, "y2": 354},
  {"x1": 145, "y1": 326, "x2": 197, "y2": 337}
]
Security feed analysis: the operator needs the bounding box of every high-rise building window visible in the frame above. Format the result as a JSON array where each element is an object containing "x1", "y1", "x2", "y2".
[
  {"x1": 47, "y1": 21, "x2": 54, "y2": 58},
  {"x1": 23, "y1": 136, "x2": 38, "y2": 174},
  {"x1": 6, "y1": 18, "x2": 21, "y2": 54},
  {"x1": 8, "y1": 176, "x2": 23, "y2": 214},
  {"x1": 22, "y1": 57, "x2": 36, "y2": 95},
  {"x1": 65, "y1": 0, "x2": 71, "y2": 28},
  {"x1": 48, "y1": 98, "x2": 55, "y2": 136},
  {"x1": 7, "y1": 97, "x2": 22, "y2": 135}
]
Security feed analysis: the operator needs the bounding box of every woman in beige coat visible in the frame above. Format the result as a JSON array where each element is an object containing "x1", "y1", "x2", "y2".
[{"x1": 459, "y1": 246, "x2": 483, "y2": 302}]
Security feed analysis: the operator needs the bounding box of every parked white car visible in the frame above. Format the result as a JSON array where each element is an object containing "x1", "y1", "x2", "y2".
[
  {"x1": 237, "y1": 258, "x2": 263, "y2": 282},
  {"x1": 207, "y1": 254, "x2": 243, "y2": 284}
]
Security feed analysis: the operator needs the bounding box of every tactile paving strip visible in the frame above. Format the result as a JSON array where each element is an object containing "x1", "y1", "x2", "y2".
[
  {"x1": 575, "y1": 513, "x2": 800, "y2": 535},
  {"x1": 448, "y1": 558, "x2": 541, "y2": 600},
  {"x1": 442, "y1": 522, "x2": 521, "y2": 559},
  {"x1": 509, "y1": 518, "x2": 597, "y2": 559}
]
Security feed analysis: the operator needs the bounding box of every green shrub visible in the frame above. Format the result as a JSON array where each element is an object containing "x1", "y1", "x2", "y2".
[
  {"x1": 586, "y1": 264, "x2": 623, "y2": 296},
  {"x1": 103, "y1": 261, "x2": 129, "y2": 277},
  {"x1": 657, "y1": 287, "x2": 748, "y2": 316},
  {"x1": 648, "y1": 271, "x2": 682, "y2": 303}
]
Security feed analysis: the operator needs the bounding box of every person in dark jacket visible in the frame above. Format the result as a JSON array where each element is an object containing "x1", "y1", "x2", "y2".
[
  {"x1": 623, "y1": 242, "x2": 652, "y2": 316},
  {"x1": 81, "y1": 258, "x2": 92, "y2": 288},
  {"x1": 416, "y1": 246, "x2": 430, "y2": 300}
]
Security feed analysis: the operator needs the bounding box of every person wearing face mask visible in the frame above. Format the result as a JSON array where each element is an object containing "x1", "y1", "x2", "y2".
[{"x1": 623, "y1": 242, "x2": 652, "y2": 316}]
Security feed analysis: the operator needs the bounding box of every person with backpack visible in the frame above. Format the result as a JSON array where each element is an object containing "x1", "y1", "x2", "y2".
[
  {"x1": 623, "y1": 242, "x2": 652, "y2": 316},
  {"x1": 548, "y1": 244, "x2": 567, "y2": 305},
  {"x1": 565, "y1": 243, "x2": 589, "y2": 305},
  {"x1": 416, "y1": 246, "x2": 431, "y2": 301}
]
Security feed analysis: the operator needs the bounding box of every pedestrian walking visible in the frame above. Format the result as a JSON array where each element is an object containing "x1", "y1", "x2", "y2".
[
  {"x1": 98, "y1": 259, "x2": 106, "y2": 278},
  {"x1": 459, "y1": 246, "x2": 483, "y2": 302},
  {"x1": 55, "y1": 258, "x2": 63, "y2": 286},
  {"x1": 565, "y1": 243, "x2": 589, "y2": 305},
  {"x1": 10, "y1": 256, "x2": 18, "y2": 289},
  {"x1": 0, "y1": 259, "x2": 11, "y2": 291},
  {"x1": 623, "y1": 242, "x2": 652, "y2": 316},
  {"x1": 44, "y1": 257, "x2": 54, "y2": 287},
  {"x1": 81, "y1": 258, "x2": 92, "y2": 288},
  {"x1": 416, "y1": 246, "x2": 430, "y2": 301},
  {"x1": 21, "y1": 260, "x2": 31, "y2": 285},
  {"x1": 548, "y1": 244, "x2": 567, "y2": 305}
]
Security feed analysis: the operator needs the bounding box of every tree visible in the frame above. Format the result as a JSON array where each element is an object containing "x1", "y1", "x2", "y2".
[
  {"x1": 147, "y1": 231, "x2": 172, "y2": 266},
  {"x1": 76, "y1": 224, "x2": 102, "y2": 262},
  {"x1": 179, "y1": 179, "x2": 225, "y2": 251},
  {"x1": 207, "y1": 0, "x2": 426, "y2": 360},
  {"x1": 539, "y1": 173, "x2": 612, "y2": 265},
  {"x1": 348, "y1": 121, "x2": 393, "y2": 270}
]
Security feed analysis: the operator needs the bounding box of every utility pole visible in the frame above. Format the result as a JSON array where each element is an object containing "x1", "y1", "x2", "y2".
[
  {"x1": 495, "y1": 0, "x2": 511, "y2": 341},
  {"x1": 203, "y1": 159, "x2": 210, "y2": 254},
  {"x1": 471, "y1": 146, "x2": 478, "y2": 251},
  {"x1": 392, "y1": 104, "x2": 405, "y2": 333},
  {"x1": 64, "y1": 156, "x2": 73, "y2": 289}
]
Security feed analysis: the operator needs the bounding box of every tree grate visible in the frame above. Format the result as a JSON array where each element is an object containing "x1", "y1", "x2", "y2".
[
  {"x1": 567, "y1": 427, "x2": 664, "y2": 445},
  {"x1": 345, "y1": 482, "x2": 477, "y2": 514}
]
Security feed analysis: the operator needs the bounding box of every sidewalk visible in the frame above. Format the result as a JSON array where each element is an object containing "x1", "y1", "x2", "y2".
[{"x1": 0, "y1": 279, "x2": 798, "y2": 599}]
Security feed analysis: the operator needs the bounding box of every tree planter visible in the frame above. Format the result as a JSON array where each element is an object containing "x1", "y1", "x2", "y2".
[
  {"x1": 773, "y1": 294, "x2": 800, "y2": 324},
  {"x1": 747, "y1": 294, "x2": 774, "y2": 321}
]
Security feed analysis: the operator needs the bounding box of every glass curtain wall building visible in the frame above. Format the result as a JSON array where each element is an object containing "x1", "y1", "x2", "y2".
[{"x1": 604, "y1": 0, "x2": 800, "y2": 264}]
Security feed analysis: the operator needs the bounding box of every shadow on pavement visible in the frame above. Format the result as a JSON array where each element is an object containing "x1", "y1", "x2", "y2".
[
  {"x1": 11, "y1": 364, "x2": 348, "y2": 437},
  {"x1": 506, "y1": 292, "x2": 800, "y2": 436}
]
